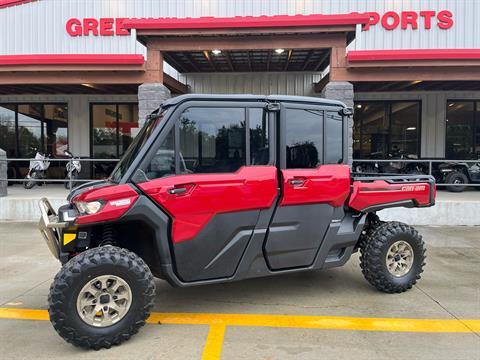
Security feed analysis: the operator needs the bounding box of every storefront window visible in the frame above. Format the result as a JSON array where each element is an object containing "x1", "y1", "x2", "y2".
[
  {"x1": 44, "y1": 104, "x2": 68, "y2": 157},
  {"x1": 353, "y1": 101, "x2": 420, "y2": 159},
  {"x1": 446, "y1": 101, "x2": 479, "y2": 159},
  {"x1": 0, "y1": 105, "x2": 16, "y2": 159},
  {"x1": 0, "y1": 103, "x2": 68, "y2": 179},
  {"x1": 91, "y1": 103, "x2": 138, "y2": 178},
  {"x1": 118, "y1": 104, "x2": 139, "y2": 156},
  {"x1": 390, "y1": 102, "x2": 420, "y2": 158},
  {"x1": 17, "y1": 104, "x2": 43, "y2": 158}
]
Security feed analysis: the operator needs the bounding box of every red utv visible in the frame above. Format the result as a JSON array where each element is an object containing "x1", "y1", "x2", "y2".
[{"x1": 39, "y1": 94, "x2": 435, "y2": 349}]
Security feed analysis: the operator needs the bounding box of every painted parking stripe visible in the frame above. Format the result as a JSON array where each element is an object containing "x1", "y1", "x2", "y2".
[
  {"x1": 1, "y1": 308, "x2": 479, "y2": 360},
  {"x1": 0, "y1": 307, "x2": 478, "y2": 333},
  {"x1": 201, "y1": 324, "x2": 226, "y2": 360}
]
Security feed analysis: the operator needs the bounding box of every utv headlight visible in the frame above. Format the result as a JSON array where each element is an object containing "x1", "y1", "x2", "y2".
[{"x1": 75, "y1": 200, "x2": 104, "y2": 215}]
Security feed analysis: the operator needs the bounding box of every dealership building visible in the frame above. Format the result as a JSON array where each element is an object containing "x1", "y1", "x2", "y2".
[{"x1": 0, "y1": 0, "x2": 479, "y2": 180}]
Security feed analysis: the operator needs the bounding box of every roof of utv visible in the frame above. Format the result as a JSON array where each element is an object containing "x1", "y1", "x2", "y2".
[{"x1": 160, "y1": 94, "x2": 347, "y2": 108}]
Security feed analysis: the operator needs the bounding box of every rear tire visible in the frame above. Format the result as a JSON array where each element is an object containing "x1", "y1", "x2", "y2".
[
  {"x1": 64, "y1": 173, "x2": 78, "y2": 189},
  {"x1": 48, "y1": 246, "x2": 155, "y2": 350},
  {"x1": 445, "y1": 171, "x2": 468, "y2": 192},
  {"x1": 23, "y1": 172, "x2": 36, "y2": 189},
  {"x1": 360, "y1": 221, "x2": 426, "y2": 293}
]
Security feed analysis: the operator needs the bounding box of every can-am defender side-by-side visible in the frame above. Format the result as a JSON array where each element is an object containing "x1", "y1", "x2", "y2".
[{"x1": 38, "y1": 95, "x2": 436, "y2": 349}]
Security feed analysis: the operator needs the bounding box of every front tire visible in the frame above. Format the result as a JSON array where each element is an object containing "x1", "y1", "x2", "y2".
[
  {"x1": 360, "y1": 222, "x2": 426, "y2": 293},
  {"x1": 48, "y1": 246, "x2": 155, "y2": 350}
]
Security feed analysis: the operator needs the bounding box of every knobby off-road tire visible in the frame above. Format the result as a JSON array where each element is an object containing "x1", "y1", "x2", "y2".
[
  {"x1": 357, "y1": 213, "x2": 384, "y2": 252},
  {"x1": 360, "y1": 221, "x2": 426, "y2": 294},
  {"x1": 48, "y1": 246, "x2": 155, "y2": 350}
]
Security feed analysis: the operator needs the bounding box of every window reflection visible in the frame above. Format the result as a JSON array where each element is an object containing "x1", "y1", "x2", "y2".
[
  {"x1": 0, "y1": 103, "x2": 68, "y2": 180},
  {"x1": 179, "y1": 107, "x2": 246, "y2": 173},
  {"x1": 353, "y1": 101, "x2": 420, "y2": 159},
  {"x1": 286, "y1": 108, "x2": 323, "y2": 168},
  {"x1": 446, "y1": 101, "x2": 477, "y2": 159},
  {"x1": 91, "y1": 103, "x2": 139, "y2": 178}
]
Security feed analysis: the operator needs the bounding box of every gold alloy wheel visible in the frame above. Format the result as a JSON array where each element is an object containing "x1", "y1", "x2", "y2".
[
  {"x1": 385, "y1": 240, "x2": 415, "y2": 277},
  {"x1": 76, "y1": 275, "x2": 132, "y2": 327}
]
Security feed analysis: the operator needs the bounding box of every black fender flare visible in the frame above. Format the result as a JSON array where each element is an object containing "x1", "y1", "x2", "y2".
[{"x1": 118, "y1": 195, "x2": 175, "y2": 279}]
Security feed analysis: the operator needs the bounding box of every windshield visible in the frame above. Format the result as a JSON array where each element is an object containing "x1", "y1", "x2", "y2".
[{"x1": 109, "y1": 109, "x2": 166, "y2": 182}]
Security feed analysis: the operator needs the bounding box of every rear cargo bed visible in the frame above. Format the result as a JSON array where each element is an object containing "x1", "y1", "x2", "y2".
[{"x1": 349, "y1": 174, "x2": 436, "y2": 212}]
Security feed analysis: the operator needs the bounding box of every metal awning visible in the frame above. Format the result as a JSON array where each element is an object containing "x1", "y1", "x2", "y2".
[{"x1": 163, "y1": 48, "x2": 331, "y2": 73}]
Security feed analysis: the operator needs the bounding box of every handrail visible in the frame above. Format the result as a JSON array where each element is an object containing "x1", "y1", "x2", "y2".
[
  {"x1": 0, "y1": 157, "x2": 479, "y2": 188},
  {"x1": 353, "y1": 158, "x2": 480, "y2": 188},
  {"x1": 0, "y1": 157, "x2": 120, "y2": 188}
]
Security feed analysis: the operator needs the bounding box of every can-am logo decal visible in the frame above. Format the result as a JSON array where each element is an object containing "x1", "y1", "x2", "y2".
[
  {"x1": 65, "y1": 10, "x2": 454, "y2": 37},
  {"x1": 401, "y1": 185, "x2": 426, "y2": 192}
]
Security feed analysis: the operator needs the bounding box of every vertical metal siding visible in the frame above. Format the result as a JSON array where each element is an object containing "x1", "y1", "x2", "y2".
[
  {"x1": 1, "y1": 0, "x2": 477, "y2": 56},
  {"x1": 185, "y1": 72, "x2": 322, "y2": 96}
]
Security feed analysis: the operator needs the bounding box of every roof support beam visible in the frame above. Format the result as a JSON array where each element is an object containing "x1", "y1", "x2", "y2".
[
  {"x1": 284, "y1": 49, "x2": 293, "y2": 71},
  {"x1": 203, "y1": 50, "x2": 217, "y2": 71},
  {"x1": 301, "y1": 50, "x2": 314, "y2": 70},
  {"x1": 314, "y1": 50, "x2": 331, "y2": 72},
  {"x1": 148, "y1": 34, "x2": 345, "y2": 51},
  {"x1": 163, "y1": 52, "x2": 189, "y2": 73},
  {"x1": 224, "y1": 51, "x2": 234, "y2": 71}
]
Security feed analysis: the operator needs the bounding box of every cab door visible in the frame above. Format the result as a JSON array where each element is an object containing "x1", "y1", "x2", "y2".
[
  {"x1": 135, "y1": 102, "x2": 278, "y2": 282},
  {"x1": 263, "y1": 103, "x2": 351, "y2": 270}
]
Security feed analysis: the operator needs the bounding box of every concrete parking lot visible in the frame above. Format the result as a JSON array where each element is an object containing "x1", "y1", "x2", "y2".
[{"x1": 0, "y1": 222, "x2": 478, "y2": 359}]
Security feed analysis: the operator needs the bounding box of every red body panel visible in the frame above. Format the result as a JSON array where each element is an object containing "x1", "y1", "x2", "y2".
[
  {"x1": 348, "y1": 180, "x2": 434, "y2": 212},
  {"x1": 280, "y1": 165, "x2": 351, "y2": 207},
  {"x1": 73, "y1": 184, "x2": 139, "y2": 225},
  {"x1": 137, "y1": 166, "x2": 278, "y2": 243}
]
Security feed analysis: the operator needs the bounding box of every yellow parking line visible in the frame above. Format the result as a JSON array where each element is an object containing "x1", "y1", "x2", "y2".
[
  {"x1": 1, "y1": 307, "x2": 478, "y2": 333},
  {"x1": 0, "y1": 308, "x2": 49, "y2": 321},
  {"x1": 201, "y1": 324, "x2": 226, "y2": 360},
  {"x1": 147, "y1": 312, "x2": 480, "y2": 333}
]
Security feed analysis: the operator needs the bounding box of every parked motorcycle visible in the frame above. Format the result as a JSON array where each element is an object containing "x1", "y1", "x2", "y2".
[
  {"x1": 23, "y1": 151, "x2": 50, "y2": 189},
  {"x1": 64, "y1": 150, "x2": 82, "y2": 190}
]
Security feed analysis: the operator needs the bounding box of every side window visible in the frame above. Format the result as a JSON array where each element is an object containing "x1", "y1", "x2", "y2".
[
  {"x1": 180, "y1": 107, "x2": 246, "y2": 173},
  {"x1": 324, "y1": 112, "x2": 343, "y2": 164},
  {"x1": 144, "y1": 127, "x2": 175, "y2": 180},
  {"x1": 249, "y1": 108, "x2": 269, "y2": 165},
  {"x1": 285, "y1": 108, "x2": 323, "y2": 168}
]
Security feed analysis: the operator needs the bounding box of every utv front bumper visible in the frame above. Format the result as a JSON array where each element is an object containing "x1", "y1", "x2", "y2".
[{"x1": 38, "y1": 198, "x2": 67, "y2": 260}]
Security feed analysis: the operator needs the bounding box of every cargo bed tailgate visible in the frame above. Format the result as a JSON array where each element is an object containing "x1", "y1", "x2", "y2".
[{"x1": 349, "y1": 174, "x2": 436, "y2": 212}]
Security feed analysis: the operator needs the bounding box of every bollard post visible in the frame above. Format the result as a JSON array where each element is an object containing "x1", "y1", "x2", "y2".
[{"x1": 0, "y1": 148, "x2": 7, "y2": 197}]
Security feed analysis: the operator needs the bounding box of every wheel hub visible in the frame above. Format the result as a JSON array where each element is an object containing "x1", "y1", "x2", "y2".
[
  {"x1": 76, "y1": 275, "x2": 132, "y2": 327},
  {"x1": 386, "y1": 241, "x2": 414, "y2": 277}
]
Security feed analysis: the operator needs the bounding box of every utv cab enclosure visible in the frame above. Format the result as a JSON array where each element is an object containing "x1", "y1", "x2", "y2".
[{"x1": 39, "y1": 94, "x2": 436, "y2": 349}]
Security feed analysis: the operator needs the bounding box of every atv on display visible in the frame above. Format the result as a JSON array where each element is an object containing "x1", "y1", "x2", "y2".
[
  {"x1": 439, "y1": 160, "x2": 480, "y2": 192},
  {"x1": 38, "y1": 94, "x2": 436, "y2": 349}
]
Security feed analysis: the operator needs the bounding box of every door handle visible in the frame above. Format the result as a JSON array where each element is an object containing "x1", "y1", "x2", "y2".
[
  {"x1": 289, "y1": 178, "x2": 306, "y2": 187},
  {"x1": 168, "y1": 187, "x2": 187, "y2": 195}
]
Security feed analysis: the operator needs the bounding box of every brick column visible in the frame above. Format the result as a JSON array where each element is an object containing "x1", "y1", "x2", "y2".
[
  {"x1": 138, "y1": 83, "x2": 171, "y2": 127},
  {"x1": 321, "y1": 81, "x2": 354, "y2": 165},
  {"x1": 0, "y1": 148, "x2": 7, "y2": 197}
]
